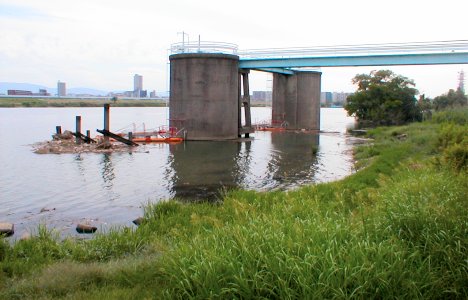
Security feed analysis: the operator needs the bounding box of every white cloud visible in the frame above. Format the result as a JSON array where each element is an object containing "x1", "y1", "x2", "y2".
[{"x1": 0, "y1": 0, "x2": 467, "y2": 96}]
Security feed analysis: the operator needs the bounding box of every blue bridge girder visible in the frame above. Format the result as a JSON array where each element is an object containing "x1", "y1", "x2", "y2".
[{"x1": 238, "y1": 52, "x2": 468, "y2": 71}]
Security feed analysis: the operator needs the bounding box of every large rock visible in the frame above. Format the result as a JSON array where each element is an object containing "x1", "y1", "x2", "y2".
[
  {"x1": 76, "y1": 224, "x2": 97, "y2": 234},
  {"x1": 20, "y1": 232, "x2": 31, "y2": 241},
  {"x1": 132, "y1": 217, "x2": 145, "y2": 226},
  {"x1": 0, "y1": 222, "x2": 14, "y2": 237}
]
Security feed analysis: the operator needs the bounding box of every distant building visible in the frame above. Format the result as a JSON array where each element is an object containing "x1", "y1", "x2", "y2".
[
  {"x1": 320, "y1": 92, "x2": 333, "y2": 105},
  {"x1": 320, "y1": 91, "x2": 353, "y2": 107},
  {"x1": 38, "y1": 89, "x2": 48, "y2": 95},
  {"x1": 57, "y1": 81, "x2": 66, "y2": 97},
  {"x1": 32, "y1": 89, "x2": 50, "y2": 96},
  {"x1": 8, "y1": 90, "x2": 32, "y2": 96},
  {"x1": 134, "y1": 74, "x2": 143, "y2": 98},
  {"x1": 150, "y1": 90, "x2": 157, "y2": 98},
  {"x1": 123, "y1": 91, "x2": 134, "y2": 97},
  {"x1": 252, "y1": 91, "x2": 272, "y2": 102},
  {"x1": 332, "y1": 92, "x2": 352, "y2": 104}
]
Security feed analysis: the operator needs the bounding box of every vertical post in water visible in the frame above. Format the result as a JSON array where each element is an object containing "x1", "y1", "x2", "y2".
[
  {"x1": 242, "y1": 70, "x2": 252, "y2": 137},
  {"x1": 86, "y1": 130, "x2": 91, "y2": 140},
  {"x1": 128, "y1": 132, "x2": 133, "y2": 142},
  {"x1": 238, "y1": 72, "x2": 242, "y2": 137},
  {"x1": 56, "y1": 126, "x2": 62, "y2": 135},
  {"x1": 104, "y1": 104, "x2": 110, "y2": 144},
  {"x1": 75, "y1": 116, "x2": 82, "y2": 144}
]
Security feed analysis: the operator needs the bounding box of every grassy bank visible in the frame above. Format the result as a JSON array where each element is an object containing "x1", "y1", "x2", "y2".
[
  {"x1": 1, "y1": 109, "x2": 467, "y2": 299},
  {"x1": 0, "y1": 97, "x2": 167, "y2": 108},
  {"x1": 0, "y1": 97, "x2": 270, "y2": 108}
]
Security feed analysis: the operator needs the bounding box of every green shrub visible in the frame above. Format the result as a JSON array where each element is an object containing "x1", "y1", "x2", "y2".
[
  {"x1": 435, "y1": 123, "x2": 468, "y2": 172},
  {"x1": 432, "y1": 108, "x2": 468, "y2": 125},
  {"x1": 443, "y1": 140, "x2": 468, "y2": 172}
]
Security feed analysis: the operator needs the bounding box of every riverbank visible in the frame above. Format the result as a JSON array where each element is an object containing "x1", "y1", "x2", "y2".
[
  {"x1": 0, "y1": 97, "x2": 167, "y2": 108},
  {"x1": 1, "y1": 109, "x2": 467, "y2": 299},
  {"x1": 0, "y1": 97, "x2": 270, "y2": 108}
]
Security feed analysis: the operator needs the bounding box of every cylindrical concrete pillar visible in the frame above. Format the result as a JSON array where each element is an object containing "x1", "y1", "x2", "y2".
[
  {"x1": 272, "y1": 71, "x2": 321, "y2": 130},
  {"x1": 272, "y1": 73, "x2": 288, "y2": 127},
  {"x1": 296, "y1": 71, "x2": 321, "y2": 130},
  {"x1": 169, "y1": 53, "x2": 240, "y2": 140}
]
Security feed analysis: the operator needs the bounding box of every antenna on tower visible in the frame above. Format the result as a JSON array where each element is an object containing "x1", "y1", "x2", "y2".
[{"x1": 458, "y1": 70, "x2": 465, "y2": 94}]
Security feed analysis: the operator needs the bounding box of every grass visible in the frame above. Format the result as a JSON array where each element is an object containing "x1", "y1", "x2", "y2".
[
  {"x1": 1, "y1": 109, "x2": 467, "y2": 299},
  {"x1": 0, "y1": 98, "x2": 270, "y2": 108}
]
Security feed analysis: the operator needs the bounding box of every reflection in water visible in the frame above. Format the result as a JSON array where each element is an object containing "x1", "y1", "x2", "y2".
[
  {"x1": 269, "y1": 132, "x2": 319, "y2": 188},
  {"x1": 234, "y1": 141, "x2": 252, "y2": 185},
  {"x1": 74, "y1": 154, "x2": 85, "y2": 177},
  {"x1": 166, "y1": 132, "x2": 320, "y2": 201},
  {"x1": 168, "y1": 141, "x2": 242, "y2": 201},
  {"x1": 100, "y1": 154, "x2": 116, "y2": 190}
]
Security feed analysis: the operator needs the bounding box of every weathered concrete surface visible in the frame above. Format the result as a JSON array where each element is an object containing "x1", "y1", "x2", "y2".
[
  {"x1": 169, "y1": 53, "x2": 240, "y2": 140},
  {"x1": 272, "y1": 71, "x2": 322, "y2": 130}
]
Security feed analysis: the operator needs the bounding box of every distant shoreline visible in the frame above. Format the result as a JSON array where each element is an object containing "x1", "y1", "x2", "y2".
[
  {"x1": 0, "y1": 97, "x2": 167, "y2": 108},
  {"x1": 0, "y1": 97, "x2": 271, "y2": 108}
]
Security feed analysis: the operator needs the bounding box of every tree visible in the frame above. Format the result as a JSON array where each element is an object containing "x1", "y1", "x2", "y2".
[
  {"x1": 433, "y1": 88, "x2": 467, "y2": 111},
  {"x1": 345, "y1": 70, "x2": 421, "y2": 126},
  {"x1": 417, "y1": 94, "x2": 433, "y2": 121}
]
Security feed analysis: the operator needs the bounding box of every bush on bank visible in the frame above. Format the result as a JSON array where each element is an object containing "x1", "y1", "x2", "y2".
[{"x1": 0, "y1": 109, "x2": 467, "y2": 299}]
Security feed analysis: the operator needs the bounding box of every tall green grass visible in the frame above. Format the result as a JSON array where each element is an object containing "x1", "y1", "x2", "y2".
[{"x1": 1, "y1": 109, "x2": 467, "y2": 299}]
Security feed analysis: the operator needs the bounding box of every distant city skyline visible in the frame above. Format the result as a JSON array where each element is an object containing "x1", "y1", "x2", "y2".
[{"x1": 1, "y1": 1, "x2": 467, "y2": 98}]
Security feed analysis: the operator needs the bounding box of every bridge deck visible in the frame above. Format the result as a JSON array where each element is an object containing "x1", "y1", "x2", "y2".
[
  {"x1": 239, "y1": 52, "x2": 468, "y2": 71},
  {"x1": 169, "y1": 40, "x2": 468, "y2": 73}
]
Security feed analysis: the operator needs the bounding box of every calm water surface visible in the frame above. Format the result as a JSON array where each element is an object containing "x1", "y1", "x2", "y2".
[{"x1": 0, "y1": 107, "x2": 356, "y2": 238}]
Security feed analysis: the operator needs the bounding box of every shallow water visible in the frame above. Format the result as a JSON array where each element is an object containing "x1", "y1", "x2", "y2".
[{"x1": 0, "y1": 107, "x2": 356, "y2": 238}]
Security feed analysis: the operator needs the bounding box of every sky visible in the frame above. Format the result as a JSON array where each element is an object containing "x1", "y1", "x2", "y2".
[{"x1": 0, "y1": 0, "x2": 467, "y2": 97}]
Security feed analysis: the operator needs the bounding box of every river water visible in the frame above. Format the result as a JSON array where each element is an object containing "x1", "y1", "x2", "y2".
[{"x1": 0, "y1": 107, "x2": 356, "y2": 238}]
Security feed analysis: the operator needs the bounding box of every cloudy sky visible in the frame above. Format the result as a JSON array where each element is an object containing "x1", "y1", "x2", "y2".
[{"x1": 0, "y1": 0, "x2": 467, "y2": 97}]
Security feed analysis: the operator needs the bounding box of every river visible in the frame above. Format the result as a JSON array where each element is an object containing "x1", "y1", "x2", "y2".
[{"x1": 0, "y1": 107, "x2": 356, "y2": 238}]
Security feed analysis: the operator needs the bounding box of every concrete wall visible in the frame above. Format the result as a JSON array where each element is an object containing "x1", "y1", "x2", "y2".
[
  {"x1": 272, "y1": 71, "x2": 322, "y2": 130},
  {"x1": 169, "y1": 53, "x2": 239, "y2": 140}
]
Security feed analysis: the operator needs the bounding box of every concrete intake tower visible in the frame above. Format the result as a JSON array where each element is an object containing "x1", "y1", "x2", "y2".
[
  {"x1": 169, "y1": 41, "x2": 322, "y2": 140},
  {"x1": 169, "y1": 53, "x2": 241, "y2": 140}
]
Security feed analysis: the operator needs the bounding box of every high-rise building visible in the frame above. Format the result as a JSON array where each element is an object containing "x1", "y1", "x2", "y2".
[
  {"x1": 134, "y1": 74, "x2": 143, "y2": 97},
  {"x1": 57, "y1": 81, "x2": 66, "y2": 97}
]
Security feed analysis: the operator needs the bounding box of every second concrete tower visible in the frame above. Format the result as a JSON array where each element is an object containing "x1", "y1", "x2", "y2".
[{"x1": 272, "y1": 71, "x2": 322, "y2": 130}]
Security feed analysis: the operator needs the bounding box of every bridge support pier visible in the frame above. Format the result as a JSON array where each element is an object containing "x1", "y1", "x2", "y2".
[
  {"x1": 238, "y1": 70, "x2": 254, "y2": 138},
  {"x1": 169, "y1": 53, "x2": 241, "y2": 140},
  {"x1": 272, "y1": 71, "x2": 321, "y2": 130}
]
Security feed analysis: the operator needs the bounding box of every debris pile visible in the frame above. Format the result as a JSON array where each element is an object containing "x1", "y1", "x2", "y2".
[{"x1": 33, "y1": 130, "x2": 139, "y2": 154}]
